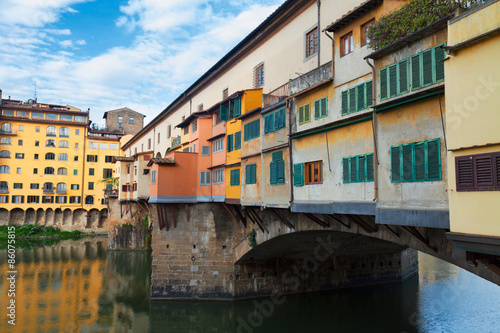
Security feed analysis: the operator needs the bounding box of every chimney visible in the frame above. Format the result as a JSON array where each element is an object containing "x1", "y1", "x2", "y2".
[{"x1": 0, "y1": 89, "x2": 2, "y2": 106}]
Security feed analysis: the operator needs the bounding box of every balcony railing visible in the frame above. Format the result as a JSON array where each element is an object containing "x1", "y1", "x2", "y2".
[
  {"x1": 263, "y1": 82, "x2": 289, "y2": 109},
  {"x1": 56, "y1": 190, "x2": 67, "y2": 194},
  {"x1": 104, "y1": 189, "x2": 118, "y2": 196},
  {"x1": 43, "y1": 189, "x2": 54, "y2": 194},
  {"x1": 172, "y1": 136, "x2": 181, "y2": 148},
  {"x1": 0, "y1": 188, "x2": 8, "y2": 193},
  {"x1": 0, "y1": 129, "x2": 17, "y2": 135}
]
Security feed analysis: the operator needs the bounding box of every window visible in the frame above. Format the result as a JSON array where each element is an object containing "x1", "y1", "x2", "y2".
[
  {"x1": 342, "y1": 154, "x2": 375, "y2": 183},
  {"x1": 214, "y1": 111, "x2": 223, "y2": 126},
  {"x1": 27, "y1": 196, "x2": 39, "y2": 204},
  {"x1": 213, "y1": 168, "x2": 224, "y2": 184},
  {"x1": 303, "y1": 161, "x2": 323, "y2": 184},
  {"x1": 70, "y1": 196, "x2": 81, "y2": 204},
  {"x1": 341, "y1": 81, "x2": 373, "y2": 115},
  {"x1": 43, "y1": 182, "x2": 54, "y2": 193},
  {"x1": 34, "y1": 168, "x2": 38, "y2": 174},
  {"x1": 16, "y1": 167, "x2": 20, "y2": 174},
  {"x1": 45, "y1": 139, "x2": 56, "y2": 147},
  {"x1": 33, "y1": 112, "x2": 44, "y2": 119},
  {"x1": 361, "y1": 19, "x2": 375, "y2": 47},
  {"x1": 118, "y1": 116, "x2": 123, "y2": 125},
  {"x1": 151, "y1": 170, "x2": 157, "y2": 184},
  {"x1": 230, "y1": 169, "x2": 240, "y2": 186},
  {"x1": 245, "y1": 164, "x2": 257, "y2": 185},
  {"x1": 88, "y1": 182, "x2": 94, "y2": 190},
  {"x1": 0, "y1": 150, "x2": 10, "y2": 158},
  {"x1": 455, "y1": 152, "x2": 500, "y2": 191},
  {"x1": 44, "y1": 167, "x2": 54, "y2": 175},
  {"x1": 191, "y1": 120, "x2": 197, "y2": 133},
  {"x1": 129, "y1": 117, "x2": 134, "y2": 124},
  {"x1": 244, "y1": 119, "x2": 260, "y2": 142},
  {"x1": 134, "y1": 166, "x2": 137, "y2": 175},
  {"x1": 15, "y1": 153, "x2": 24, "y2": 159},
  {"x1": 100, "y1": 143, "x2": 108, "y2": 149},
  {"x1": 298, "y1": 104, "x2": 311, "y2": 125},
  {"x1": 19, "y1": 125, "x2": 23, "y2": 132},
  {"x1": 1, "y1": 122, "x2": 12, "y2": 133},
  {"x1": 46, "y1": 113, "x2": 57, "y2": 120},
  {"x1": 12, "y1": 196, "x2": 24, "y2": 204},
  {"x1": 183, "y1": 126, "x2": 189, "y2": 135},
  {"x1": 56, "y1": 183, "x2": 67, "y2": 194},
  {"x1": 17, "y1": 111, "x2": 28, "y2": 117},
  {"x1": 75, "y1": 116, "x2": 86, "y2": 123},
  {"x1": 390, "y1": 139, "x2": 441, "y2": 183},
  {"x1": 2, "y1": 110, "x2": 14, "y2": 116},
  {"x1": 71, "y1": 184, "x2": 79, "y2": 190},
  {"x1": 58, "y1": 153, "x2": 68, "y2": 161},
  {"x1": 143, "y1": 169, "x2": 150, "y2": 175},
  {"x1": 18, "y1": 140, "x2": 23, "y2": 146},
  {"x1": 341, "y1": 32, "x2": 353, "y2": 56},
  {"x1": 89, "y1": 142, "x2": 98, "y2": 149},
  {"x1": 87, "y1": 155, "x2": 98, "y2": 162},
  {"x1": 219, "y1": 98, "x2": 241, "y2": 121},
  {"x1": 0, "y1": 165, "x2": 10, "y2": 173},
  {"x1": 0, "y1": 181, "x2": 7, "y2": 192},
  {"x1": 201, "y1": 145, "x2": 210, "y2": 156},
  {"x1": 227, "y1": 134, "x2": 233, "y2": 152},
  {"x1": 110, "y1": 143, "x2": 118, "y2": 150},
  {"x1": 42, "y1": 196, "x2": 54, "y2": 204},
  {"x1": 85, "y1": 196, "x2": 94, "y2": 205},
  {"x1": 36, "y1": 126, "x2": 40, "y2": 132},
  {"x1": 234, "y1": 131, "x2": 241, "y2": 150},
  {"x1": 75, "y1": 129, "x2": 80, "y2": 135},
  {"x1": 200, "y1": 171, "x2": 211, "y2": 185},
  {"x1": 75, "y1": 143, "x2": 79, "y2": 149},
  {"x1": 59, "y1": 140, "x2": 69, "y2": 148},
  {"x1": 167, "y1": 125, "x2": 172, "y2": 138},
  {"x1": 213, "y1": 138, "x2": 224, "y2": 153},
  {"x1": 30, "y1": 183, "x2": 39, "y2": 189},
  {"x1": 314, "y1": 98, "x2": 328, "y2": 119},
  {"x1": 158, "y1": 132, "x2": 160, "y2": 144},
  {"x1": 60, "y1": 114, "x2": 72, "y2": 121},
  {"x1": 105, "y1": 156, "x2": 113, "y2": 163},
  {"x1": 74, "y1": 156, "x2": 79, "y2": 162},
  {"x1": 89, "y1": 168, "x2": 95, "y2": 176},
  {"x1": 34, "y1": 140, "x2": 39, "y2": 147},
  {"x1": 305, "y1": 27, "x2": 319, "y2": 58},
  {"x1": 380, "y1": 44, "x2": 446, "y2": 100},
  {"x1": 0, "y1": 196, "x2": 7, "y2": 203},
  {"x1": 56, "y1": 196, "x2": 67, "y2": 204},
  {"x1": 13, "y1": 183, "x2": 22, "y2": 189},
  {"x1": 270, "y1": 151, "x2": 285, "y2": 185},
  {"x1": 255, "y1": 63, "x2": 264, "y2": 87},
  {"x1": 198, "y1": 103, "x2": 204, "y2": 112},
  {"x1": 57, "y1": 167, "x2": 67, "y2": 175},
  {"x1": 264, "y1": 108, "x2": 286, "y2": 133},
  {"x1": 0, "y1": 137, "x2": 11, "y2": 145},
  {"x1": 46, "y1": 126, "x2": 57, "y2": 137}
]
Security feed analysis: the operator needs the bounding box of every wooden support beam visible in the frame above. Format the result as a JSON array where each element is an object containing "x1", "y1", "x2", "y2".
[
  {"x1": 270, "y1": 208, "x2": 294, "y2": 229},
  {"x1": 163, "y1": 204, "x2": 169, "y2": 231},
  {"x1": 120, "y1": 202, "x2": 124, "y2": 219},
  {"x1": 245, "y1": 210, "x2": 261, "y2": 231},
  {"x1": 380, "y1": 224, "x2": 399, "y2": 239},
  {"x1": 222, "y1": 202, "x2": 238, "y2": 222},
  {"x1": 157, "y1": 204, "x2": 164, "y2": 230},
  {"x1": 233, "y1": 205, "x2": 247, "y2": 228},
  {"x1": 401, "y1": 226, "x2": 436, "y2": 252},
  {"x1": 248, "y1": 208, "x2": 268, "y2": 234},
  {"x1": 328, "y1": 214, "x2": 350, "y2": 229},
  {"x1": 353, "y1": 215, "x2": 378, "y2": 233},
  {"x1": 303, "y1": 213, "x2": 330, "y2": 228},
  {"x1": 186, "y1": 204, "x2": 189, "y2": 223},
  {"x1": 171, "y1": 205, "x2": 177, "y2": 228},
  {"x1": 345, "y1": 214, "x2": 376, "y2": 233}
]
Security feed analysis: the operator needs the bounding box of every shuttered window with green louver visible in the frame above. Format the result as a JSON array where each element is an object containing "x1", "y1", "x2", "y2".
[
  {"x1": 342, "y1": 153, "x2": 374, "y2": 183},
  {"x1": 340, "y1": 81, "x2": 373, "y2": 115},
  {"x1": 390, "y1": 138, "x2": 441, "y2": 183}
]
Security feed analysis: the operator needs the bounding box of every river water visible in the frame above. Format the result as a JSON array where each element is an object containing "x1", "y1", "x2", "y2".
[{"x1": 0, "y1": 237, "x2": 499, "y2": 332}]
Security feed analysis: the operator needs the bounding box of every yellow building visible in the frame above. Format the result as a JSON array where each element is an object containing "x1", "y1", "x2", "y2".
[
  {"x1": 0, "y1": 93, "x2": 123, "y2": 229},
  {"x1": 444, "y1": 0, "x2": 500, "y2": 262}
]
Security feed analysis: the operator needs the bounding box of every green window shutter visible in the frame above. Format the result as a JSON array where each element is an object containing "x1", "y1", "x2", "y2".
[
  {"x1": 245, "y1": 165, "x2": 251, "y2": 184},
  {"x1": 402, "y1": 144, "x2": 413, "y2": 181},
  {"x1": 269, "y1": 113, "x2": 275, "y2": 132},
  {"x1": 366, "y1": 154, "x2": 374, "y2": 181},
  {"x1": 11, "y1": 196, "x2": 14, "y2": 203},
  {"x1": 434, "y1": 45, "x2": 445, "y2": 82},
  {"x1": 304, "y1": 104, "x2": 310, "y2": 123},
  {"x1": 293, "y1": 163, "x2": 303, "y2": 186},
  {"x1": 264, "y1": 114, "x2": 271, "y2": 133},
  {"x1": 414, "y1": 142, "x2": 426, "y2": 181},
  {"x1": 358, "y1": 156, "x2": 366, "y2": 181},
  {"x1": 235, "y1": 169, "x2": 240, "y2": 186},
  {"x1": 36, "y1": 196, "x2": 39, "y2": 203},
  {"x1": 427, "y1": 139, "x2": 441, "y2": 180},
  {"x1": 366, "y1": 81, "x2": 373, "y2": 107},
  {"x1": 357, "y1": 84, "x2": 365, "y2": 111},
  {"x1": 277, "y1": 160, "x2": 285, "y2": 184},
  {"x1": 272, "y1": 150, "x2": 282, "y2": 162},
  {"x1": 244, "y1": 123, "x2": 249, "y2": 141},
  {"x1": 86, "y1": 155, "x2": 90, "y2": 162},
  {"x1": 78, "y1": 196, "x2": 81, "y2": 204},
  {"x1": 234, "y1": 131, "x2": 241, "y2": 150},
  {"x1": 341, "y1": 91, "x2": 349, "y2": 115},
  {"x1": 270, "y1": 162, "x2": 277, "y2": 185},
  {"x1": 233, "y1": 98, "x2": 241, "y2": 117},
  {"x1": 348, "y1": 88, "x2": 356, "y2": 112},
  {"x1": 342, "y1": 158, "x2": 349, "y2": 183},
  {"x1": 350, "y1": 156, "x2": 357, "y2": 182},
  {"x1": 391, "y1": 146, "x2": 401, "y2": 182},
  {"x1": 298, "y1": 106, "x2": 304, "y2": 124},
  {"x1": 64, "y1": 196, "x2": 67, "y2": 204},
  {"x1": 51, "y1": 196, "x2": 54, "y2": 203},
  {"x1": 255, "y1": 119, "x2": 260, "y2": 138},
  {"x1": 399, "y1": 59, "x2": 409, "y2": 93},
  {"x1": 21, "y1": 196, "x2": 24, "y2": 203},
  {"x1": 5, "y1": 196, "x2": 8, "y2": 203},
  {"x1": 389, "y1": 64, "x2": 398, "y2": 97},
  {"x1": 422, "y1": 50, "x2": 433, "y2": 86},
  {"x1": 314, "y1": 99, "x2": 320, "y2": 119},
  {"x1": 227, "y1": 134, "x2": 233, "y2": 152},
  {"x1": 95, "y1": 155, "x2": 98, "y2": 162},
  {"x1": 276, "y1": 108, "x2": 285, "y2": 129},
  {"x1": 220, "y1": 104, "x2": 228, "y2": 121},
  {"x1": 411, "y1": 54, "x2": 421, "y2": 89},
  {"x1": 320, "y1": 98, "x2": 327, "y2": 117},
  {"x1": 380, "y1": 68, "x2": 388, "y2": 99}
]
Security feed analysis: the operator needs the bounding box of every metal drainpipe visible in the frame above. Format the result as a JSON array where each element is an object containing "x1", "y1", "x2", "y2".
[
  {"x1": 81, "y1": 124, "x2": 87, "y2": 209},
  {"x1": 317, "y1": 0, "x2": 321, "y2": 67},
  {"x1": 287, "y1": 99, "x2": 294, "y2": 205},
  {"x1": 324, "y1": 30, "x2": 334, "y2": 80},
  {"x1": 365, "y1": 58, "x2": 378, "y2": 202}
]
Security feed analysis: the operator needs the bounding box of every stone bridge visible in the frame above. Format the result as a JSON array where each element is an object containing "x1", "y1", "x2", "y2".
[{"x1": 148, "y1": 203, "x2": 500, "y2": 300}]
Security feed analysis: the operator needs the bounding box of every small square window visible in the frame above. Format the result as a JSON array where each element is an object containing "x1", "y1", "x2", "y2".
[
  {"x1": 74, "y1": 156, "x2": 78, "y2": 161},
  {"x1": 223, "y1": 88, "x2": 229, "y2": 100},
  {"x1": 17, "y1": 168, "x2": 21, "y2": 174},
  {"x1": 18, "y1": 140, "x2": 23, "y2": 146},
  {"x1": 36, "y1": 126, "x2": 40, "y2": 132},
  {"x1": 361, "y1": 19, "x2": 375, "y2": 47},
  {"x1": 341, "y1": 32, "x2": 353, "y2": 57},
  {"x1": 75, "y1": 143, "x2": 79, "y2": 149},
  {"x1": 33, "y1": 168, "x2": 38, "y2": 174},
  {"x1": 88, "y1": 182, "x2": 94, "y2": 190},
  {"x1": 19, "y1": 125, "x2": 24, "y2": 132},
  {"x1": 305, "y1": 27, "x2": 319, "y2": 58},
  {"x1": 305, "y1": 161, "x2": 323, "y2": 184},
  {"x1": 89, "y1": 168, "x2": 94, "y2": 176},
  {"x1": 129, "y1": 117, "x2": 134, "y2": 124},
  {"x1": 75, "y1": 129, "x2": 80, "y2": 135},
  {"x1": 255, "y1": 63, "x2": 264, "y2": 87},
  {"x1": 35, "y1": 141, "x2": 39, "y2": 147},
  {"x1": 34, "y1": 154, "x2": 39, "y2": 160}
]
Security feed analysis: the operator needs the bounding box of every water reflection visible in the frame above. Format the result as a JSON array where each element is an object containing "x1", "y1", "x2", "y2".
[{"x1": 1, "y1": 240, "x2": 499, "y2": 332}]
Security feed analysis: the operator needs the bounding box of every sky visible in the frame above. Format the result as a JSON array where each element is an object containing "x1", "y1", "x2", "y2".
[{"x1": 0, "y1": 0, "x2": 286, "y2": 125}]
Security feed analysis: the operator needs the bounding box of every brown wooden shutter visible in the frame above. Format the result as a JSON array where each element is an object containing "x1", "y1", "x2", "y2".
[{"x1": 456, "y1": 156, "x2": 473, "y2": 191}]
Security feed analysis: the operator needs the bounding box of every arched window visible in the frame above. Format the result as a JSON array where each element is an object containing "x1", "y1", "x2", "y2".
[
  {"x1": 1, "y1": 123, "x2": 12, "y2": 134},
  {"x1": 0, "y1": 150, "x2": 10, "y2": 158},
  {"x1": 58, "y1": 140, "x2": 69, "y2": 148},
  {"x1": 58, "y1": 153, "x2": 68, "y2": 161},
  {"x1": 0, "y1": 181, "x2": 8, "y2": 192},
  {"x1": 45, "y1": 153, "x2": 55, "y2": 160},
  {"x1": 44, "y1": 167, "x2": 54, "y2": 175},
  {"x1": 46, "y1": 126, "x2": 57, "y2": 137},
  {"x1": 85, "y1": 196, "x2": 94, "y2": 205},
  {"x1": 59, "y1": 127, "x2": 69, "y2": 137},
  {"x1": 0, "y1": 165, "x2": 10, "y2": 173},
  {"x1": 57, "y1": 167, "x2": 67, "y2": 175},
  {"x1": 43, "y1": 182, "x2": 54, "y2": 193},
  {"x1": 0, "y1": 137, "x2": 12, "y2": 145},
  {"x1": 45, "y1": 140, "x2": 56, "y2": 147},
  {"x1": 56, "y1": 183, "x2": 66, "y2": 194}
]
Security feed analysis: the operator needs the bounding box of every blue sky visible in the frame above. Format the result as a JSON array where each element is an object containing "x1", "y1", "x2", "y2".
[{"x1": 0, "y1": 0, "x2": 285, "y2": 125}]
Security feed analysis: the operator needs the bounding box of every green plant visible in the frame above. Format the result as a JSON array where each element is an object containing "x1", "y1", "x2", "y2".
[
  {"x1": 121, "y1": 223, "x2": 135, "y2": 230},
  {"x1": 247, "y1": 229, "x2": 257, "y2": 248},
  {"x1": 367, "y1": 0, "x2": 469, "y2": 50}
]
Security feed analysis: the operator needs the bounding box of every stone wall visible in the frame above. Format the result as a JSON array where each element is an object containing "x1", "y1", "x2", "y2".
[{"x1": 105, "y1": 108, "x2": 144, "y2": 135}]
